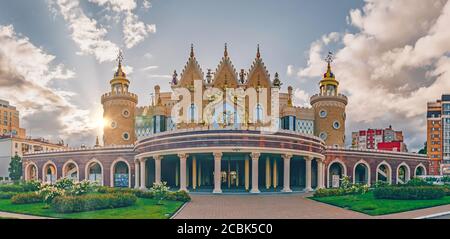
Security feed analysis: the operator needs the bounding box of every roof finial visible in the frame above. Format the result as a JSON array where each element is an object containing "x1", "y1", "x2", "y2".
[
  {"x1": 325, "y1": 51, "x2": 333, "y2": 69},
  {"x1": 117, "y1": 49, "x2": 124, "y2": 67},
  {"x1": 114, "y1": 49, "x2": 126, "y2": 78},
  {"x1": 224, "y1": 43, "x2": 228, "y2": 57},
  {"x1": 256, "y1": 44, "x2": 261, "y2": 59},
  {"x1": 190, "y1": 43, "x2": 194, "y2": 58},
  {"x1": 95, "y1": 136, "x2": 100, "y2": 147}
]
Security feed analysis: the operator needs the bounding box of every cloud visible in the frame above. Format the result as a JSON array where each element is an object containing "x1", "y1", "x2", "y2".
[
  {"x1": 0, "y1": 24, "x2": 96, "y2": 145},
  {"x1": 48, "y1": 0, "x2": 120, "y2": 62},
  {"x1": 292, "y1": 0, "x2": 450, "y2": 151},
  {"x1": 293, "y1": 89, "x2": 310, "y2": 107},
  {"x1": 141, "y1": 65, "x2": 159, "y2": 71},
  {"x1": 123, "y1": 12, "x2": 156, "y2": 48},
  {"x1": 286, "y1": 65, "x2": 294, "y2": 76}
]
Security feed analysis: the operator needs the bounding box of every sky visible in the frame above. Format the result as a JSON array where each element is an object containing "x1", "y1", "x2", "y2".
[{"x1": 0, "y1": 0, "x2": 449, "y2": 152}]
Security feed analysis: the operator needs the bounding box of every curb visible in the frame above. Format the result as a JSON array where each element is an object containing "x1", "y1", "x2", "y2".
[
  {"x1": 414, "y1": 211, "x2": 450, "y2": 219},
  {"x1": 170, "y1": 201, "x2": 190, "y2": 219}
]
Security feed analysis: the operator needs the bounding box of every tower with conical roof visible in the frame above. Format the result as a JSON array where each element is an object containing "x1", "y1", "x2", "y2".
[
  {"x1": 310, "y1": 52, "x2": 348, "y2": 147},
  {"x1": 101, "y1": 51, "x2": 138, "y2": 146}
]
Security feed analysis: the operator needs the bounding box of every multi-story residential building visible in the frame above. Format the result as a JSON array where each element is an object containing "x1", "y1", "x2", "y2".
[
  {"x1": 0, "y1": 136, "x2": 66, "y2": 180},
  {"x1": 351, "y1": 126, "x2": 407, "y2": 152},
  {"x1": 427, "y1": 95, "x2": 450, "y2": 175},
  {"x1": 0, "y1": 100, "x2": 26, "y2": 139}
]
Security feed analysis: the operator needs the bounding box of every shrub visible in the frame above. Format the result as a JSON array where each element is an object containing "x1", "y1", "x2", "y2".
[
  {"x1": 373, "y1": 181, "x2": 389, "y2": 188},
  {"x1": 150, "y1": 182, "x2": 170, "y2": 204},
  {"x1": 167, "y1": 190, "x2": 191, "y2": 202},
  {"x1": 11, "y1": 192, "x2": 43, "y2": 204},
  {"x1": 134, "y1": 190, "x2": 154, "y2": 199},
  {"x1": 313, "y1": 182, "x2": 369, "y2": 198},
  {"x1": 55, "y1": 178, "x2": 75, "y2": 190},
  {"x1": 404, "y1": 178, "x2": 431, "y2": 187},
  {"x1": 68, "y1": 180, "x2": 95, "y2": 196},
  {"x1": 373, "y1": 186, "x2": 445, "y2": 200},
  {"x1": 21, "y1": 180, "x2": 42, "y2": 192},
  {"x1": 51, "y1": 193, "x2": 137, "y2": 213},
  {"x1": 0, "y1": 184, "x2": 25, "y2": 193},
  {"x1": 39, "y1": 184, "x2": 65, "y2": 204},
  {"x1": 443, "y1": 176, "x2": 450, "y2": 183},
  {"x1": 0, "y1": 192, "x2": 17, "y2": 199}
]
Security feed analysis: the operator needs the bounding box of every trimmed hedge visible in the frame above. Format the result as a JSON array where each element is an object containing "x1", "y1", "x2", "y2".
[
  {"x1": 373, "y1": 186, "x2": 445, "y2": 200},
  {"x1": 51, "y1": 193, "x2": 137, "y2": 213},
  {"x1": 0, "y1": 192, "x2": 17, "y2": 199},
  {"x1": 96, "y1": 186, "x2": 191, "y2": 202},
  {"x1": 11, "y1": 192, "x2": 43, "y2": 204},
  {"x1": 0, "y1": 184, "x2": 25, "y2": 193}
]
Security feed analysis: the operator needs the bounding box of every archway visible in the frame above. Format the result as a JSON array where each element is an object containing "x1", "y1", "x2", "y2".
[
  {"x1": 376, "y1": 163, "x2": 392, "y2": 184},
  {"x1": 353, "y1": 162, "x2": 370, "y2": 185},
  {"x1": 415, "y1": 164, "x2": 426, "y2": 177},
  {"x1": 86, "y1": 161, "x2": 103, "y2": 185},
  {"x1": 397, "y1": 163, "x2": 410, "y2": 184},
  {"x1": 328, "y1": 161, "x2": 345, "y2": 188},
  {"x1": 43, "y1": 162, "x2": 57, "y2": 184},
  {"x1": 25, "y1": 163, "x2": 38, "y2": 181},
  {"x1": 63, "y1": 161, "x2": 79, "y2": 181},
  {"x1": 113, "y1": 161, "x2": 130, "y2": 188}
]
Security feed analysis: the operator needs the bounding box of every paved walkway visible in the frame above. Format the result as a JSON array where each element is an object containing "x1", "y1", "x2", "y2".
[
  {"x1": 0, "y1": 211, "x2": 52, "y2": 219},
  {"x1": 174, "y1": 193, "x2": 370, "y2": 219},
  {"x1": 174, "y1": 193, "x2": 450, "y2": 219}
]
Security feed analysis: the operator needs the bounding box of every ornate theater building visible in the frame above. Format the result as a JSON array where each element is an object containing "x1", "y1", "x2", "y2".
[{"x1": 23, "y1": 45, "x2": 429, "y2": 193}]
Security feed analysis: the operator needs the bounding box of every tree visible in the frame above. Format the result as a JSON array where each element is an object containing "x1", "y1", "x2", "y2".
[
  {"x1": 8, "y1": 155, "x2": 22, "y2": 181},
  {"x1": 418, "y1": 142, "x2": 427, "y2": 155}
]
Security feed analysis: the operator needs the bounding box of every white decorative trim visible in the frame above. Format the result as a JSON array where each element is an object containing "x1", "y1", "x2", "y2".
[
  {"x1": 85, "y1": 159, "x2": 104, "y2": 186},
  {"x1": 414, "y1": 163, "x2": 427, "y2": 177},
  {"x1": 42, "y1": 161, "x2": 57, "y2": 184},
  {"x1": 353, "y1": 160, "x2": 371, "y2": 186},
  {"x1": 62, "y1": 160, "x2": 80, "y2": 182},
  {"x1": 396, "y1": 162, "x2": 411, "y2": 184},
  {"x1": 110, "y1": 158, "x2": 131, "y2": 188},
  {"x1": 24, "y1": 162, "x2": 38, "y2": 181},
  {"x1": 326, "y1": 159, "x2": 347, "y2": 188},
  {"x1": 375, "y1": 161, "x2": 392, "y2": 185}
]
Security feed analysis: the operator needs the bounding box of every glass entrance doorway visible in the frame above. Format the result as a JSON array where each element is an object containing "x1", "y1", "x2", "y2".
[{"x1": 221, "y1": 155, "x2": 247, "y2": 190}]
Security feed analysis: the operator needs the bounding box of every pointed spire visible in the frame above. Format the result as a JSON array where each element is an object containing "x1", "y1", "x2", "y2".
[
  {"x1": 256, "y1": 44, "x2": 261, "y2": 59},
  {"x1": 95, "y1": 136, "x2": 100, "y2": 147},
  {"x1": 287, "y1": 86, "x2": 293, "y2": 107},
  {"x1": 324, "y1": 51, "x2": 334, "y2": 78},
  {"x1": 224, "y1": 43, "x2": 228, "y2": 57},
  {"x1": 190, "y1": 43, "x2": 194, "y2": 58},
  {"x1": 114, "y1": 49, "x2": 126, "y2": 78}
]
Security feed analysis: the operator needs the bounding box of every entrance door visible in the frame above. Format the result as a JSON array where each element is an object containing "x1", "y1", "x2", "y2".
[{"x1": 221, "y1": 157, "x2": 244, "y2": 190}]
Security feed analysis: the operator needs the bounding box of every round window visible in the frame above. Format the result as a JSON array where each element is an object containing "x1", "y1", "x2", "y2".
[
  {"x1": 110, "y1": 121, "x2": 117, "y2": 129},
  {"x1": 319, "y1": 132, "x2": 328, "y2": 140},
  {"x1": 319, "y1": 109, "x2": 327, "y2": 118},
  {"x1": 333, "y1": 121, "x2": 341, "y2": 130},
  {"x1": 122, "y1": 132, "x2": 130, "y2": 141},
  {"x1": 122, "y1": 109, "x2": 130, "y2": 118}
]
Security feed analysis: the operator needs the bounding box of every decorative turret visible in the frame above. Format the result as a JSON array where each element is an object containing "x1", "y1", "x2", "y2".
[
  {"x1": 310, "y1": 52, "x2": 347, "y2": 147},
  {"x1": 101, "y1": 50, "x2": 138, "y2": 146},
  {"x1": 152, "y1": 85, "x2": 167, "y2": 134}
]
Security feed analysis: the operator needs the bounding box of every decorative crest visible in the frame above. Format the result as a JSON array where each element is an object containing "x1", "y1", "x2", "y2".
[
  {"x1": 325, "y1": 51, "x2": 334, "y2": 67},
  {"x1": 256, "y1": 44, "x2": 261, "y2": 59},
  {"x1": 224, "y1": 43, "x2": 228, "y2": 57},
  {"x1": 190, "y1": 44, "x2": 194, "y2": 58}
]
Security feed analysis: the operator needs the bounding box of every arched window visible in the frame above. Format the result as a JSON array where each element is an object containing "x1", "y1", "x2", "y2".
[
  {"x1": 64, "y1": 162, "x2": 78, "y2": 181},
  {"x1": 114, "y1": 162, "x2": 129, "y2": 188},
  {"x1": 328, "y1": 162, "x2": 345, "y2": 188},
  {"x1": 354, "y1": 163, "x2": 369, "y2": 185},
  {"x1": 88, "y1": 163, "x2": 102, "y2": 184},
  {"x1": 255, "y1": 104, "x2": 264, "y2": 123},
  {"x1": 377, "y1": 164, "x2": 390, "y2": 183},
  {"x1": 189, "y1": 104, "x2": 196, "y2": 122},
  {"x1": 44, "y1": 164, "x2": 57, "y2": 184},
  {"x1": 397, "y1": 164, "x2": 410, "y2": 184}
]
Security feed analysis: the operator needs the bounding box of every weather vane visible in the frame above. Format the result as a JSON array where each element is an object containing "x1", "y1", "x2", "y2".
[
  {"x1": 325, "y1": 51, "x2": 334, "y2": 65},
  {"x1": 117, "y1": 50, "x2": 124, "y2": 66}
]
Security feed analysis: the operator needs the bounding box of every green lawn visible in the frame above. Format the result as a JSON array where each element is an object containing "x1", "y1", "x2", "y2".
[
  {"x1": 311, "y1": 191, "x2": 450, "y2": 216},
  {"x1": 0, "y1": 198, "x2": 184, "y2": 219}
]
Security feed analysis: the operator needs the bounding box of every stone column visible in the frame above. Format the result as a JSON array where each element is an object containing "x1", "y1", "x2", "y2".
[
  {"x1": 154, "y1": 155, "x2": 162, "y2": 184},
  {"x1": 317, "y1": 159, "x2": 324, "y2": 189},
  {"x1": 192, "y1": 156, "x2": 197, "y2": 190},
  {"x1": 213, "y1": 152, "x2": 222, "y2": 194},
  {"x1": 282, "y1": 154, "x2": 293, "y2": 192},
  {"x1": 244, "y1": 157, "x2": 250, "y2": 191},
  {"x1": 178, "y1": 153, "x2": 188, "y2": 192},
  {"x1": 305, "y1": 156, "x2": 313, "y2": 192},
  {"x1": 139, "y1": 158, "x2": 147, "y2": 190},
  {"x1": 250, "y1": 152, "x2": 261, "y2": 193},
  {"x1": 134, "y1": 160, "x2": 140, "y2": 189}
]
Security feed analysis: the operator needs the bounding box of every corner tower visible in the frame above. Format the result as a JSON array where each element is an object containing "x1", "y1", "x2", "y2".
[
  {"x1": 310, "y1": 53, "x2": 347, "y2": 147},
  {"x1": 101, "y1": 51, "x2": 138, "y2": 146}
]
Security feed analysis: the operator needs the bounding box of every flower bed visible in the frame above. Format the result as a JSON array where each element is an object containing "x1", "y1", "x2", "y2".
[
  {"x1": 0, "y1": 192, "x2": 17, "y2": 199},
  {"x1": 11, "y1": 192, "x2": 43, "y2": 204},
  {"x1": 373, "y1": 186, "x2": 445, "y2": 200},
  {"x1": 51, "y1": 193, "x2": 137, "y2": 213}
]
